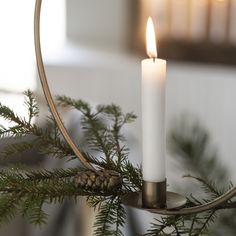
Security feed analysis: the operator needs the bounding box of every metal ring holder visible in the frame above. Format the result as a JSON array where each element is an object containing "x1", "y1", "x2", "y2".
[
  {"x1": 34, "y1": 0, "x2": 95, "y2": 171},
  {"x1": 34, "y1": 0, "x2": 236, "y2": 215}
]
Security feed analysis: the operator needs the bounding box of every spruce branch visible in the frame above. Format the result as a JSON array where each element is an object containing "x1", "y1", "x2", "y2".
[
  {"x1": 184, "y1": 175, "x2": 226, "y2": 200},
  {"x1": 21, "y1": 194, "x2": 48, "y2": 226},
  {"x1": 93, "y1": 196, "x2": 125, "y2": 236},
  {"x1": 1, "y1": 140, "x2": 35, "y2": 158},
  {"x1": 57, "y1": 95, "x2": 136, "y2": 166},
  {"x1": 0, "y1": 193, "x2": 21, "y2": 225},
  {"x1": 23, "y1": 90, "x2": 39, "y2": 123},
  {"x1": 144, "y1": 212, "x2": 219, "y2": 236},
  {"x1": 57, "y1": 95, "x2": 114, "y2": 163},
  {"x1": 97, "y1": 104, "x2": 136, "y2": 165},
  {"x1": 144, "y1": 216, "x2": 187, "y2": 236},
  {"x1": 195, "y1": 211, "x2": 218, "y2": 235},
  {"x1": 167, "y1": 115, "x2": 236, "y2": 235},
  {"x1": 0, "y1": 167, "x2": 119, "y2": 226},
  {"x1": 0, "y1": 92, "x2": 77, "y2": 160},
  {"x1": 168, "y1": 116, "x2": 228, "y2": 182},
  {"x1": 2, "y1": 91, "x2": 236, "y2": 235}
]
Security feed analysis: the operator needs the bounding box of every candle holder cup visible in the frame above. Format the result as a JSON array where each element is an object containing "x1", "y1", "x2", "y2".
[
  {"x1": 122, "y1": 179, "x2": 187, "y2": 213},
  {"x1": 142, "y1": 180, "x2": 167, "y2": 209}
]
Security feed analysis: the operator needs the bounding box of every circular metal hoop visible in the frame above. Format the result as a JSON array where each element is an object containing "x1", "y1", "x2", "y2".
[
  {"x1": 34, "y1": 0, "x2": 236, "y2": 215},
  {"x1": 34, "y1": 0, "x2": 94, "y2": 170}
]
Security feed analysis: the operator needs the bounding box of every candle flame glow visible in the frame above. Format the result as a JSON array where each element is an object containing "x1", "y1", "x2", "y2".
[{"x1": 146, "y1": 17, "x2": 157, "y2": 59}]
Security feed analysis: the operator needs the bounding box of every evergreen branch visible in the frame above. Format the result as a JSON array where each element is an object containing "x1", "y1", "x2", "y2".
[
  {"x1": 24, "y1": 167, "x2": 83, "y2": 181},
  {"x1": 184, "y1": 175, "x2": 224, "y2": 199},
  {"x1": 0, "y1": 167, "x2": 123, "y2": 201},
  {"x1": 87, "y1": 195, "x2": 108, "y2": 209},
  {"x1": 57, "y1": 95, "x2": 113, "y2": 162},
  {"x1": 0, "y1": 167, "x2": 118, "y2": 226},
  {"x1": 168, "y1": 116, "x2": 228, "y2": 182},
  {"x1": 84, "y1": 153, "x2": 142, "y2": 191},
  {"x1": 82, "y1": 114, "x2": 112, "y2": 162},
  {"x1": 0, "y1": 101, "x2": 39, "y2": 137},
  {"x1": 0, "y1": 103, "x2": 22, "y2": 125},
  {"x1": 21, "y1": 195, "x2": 48, "y2": 226},
  {"x1": 167, "y1": 116, "x2": 236, "y2": 235},
  {"x1": 189, "y1": 214, "x2": 197, "y2": 236},
  {"x1": 23, "y1": 90, "x2": 39, "y2": 124},
  {"x1": 56, "y1": 95, "x2": 91, "y2": 115},
  {"x1": 97, "y1": 104, "x2": 136, "y2": 165},
  {"x1": 197, "y1": 210, "x2": 216, "y2": 235},
  {"x1": 121, "y1": 160, "x2": 142, "y2": 191},
  {"x1": 115, "y1": 199, "x2": 126, "y2": 236},
  {"x1": 144, "y1": 216, "x2": 183, "y2": 236},
  {"x1": 0, "y1": 168, "x2": 100, "y2": 199},
  {"x1": 0, "y1": 193, "x2": 21, "y2": 225},
  {"x1": 29, "y1": 116, "x2": 75, "y2": 159},
  {"x1": 0, "y1": 92, "x2": 77, "y2": 160},
  {"x1": 1, "y1": 120, "x2": 74, "y2": 160},
  {"x1": 2, "y1": 91, "x2": 236, "y2": 235},
  {"x1": 144, "y1": 213, "x2": 219, "y2": 236},
  {"x1": 94, "y1": 197, "x2": 115, "y2": 236},
  {"x1": 0, "y1": 125, "x2": 28, "y2": 139},
  {"x1": 1, "y1": 124, "x2": 74, "y2": 160},
  {"x1": 2, "y1": 140, "x2": 35, "y2": 158},
  {"x1": 57, "y1": 96, "x2": 136, "y2": 166},
  {"x1": 93, "y1": 196, "x2": 125, "y2": 236}
]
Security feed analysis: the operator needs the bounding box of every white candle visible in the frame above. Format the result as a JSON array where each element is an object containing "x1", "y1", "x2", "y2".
[{"x1": 142, "y1": 17, "x2": 166, "y2": 183}]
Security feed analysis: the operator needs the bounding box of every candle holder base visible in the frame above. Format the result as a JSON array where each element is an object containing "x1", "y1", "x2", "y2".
[{"x1": 122, "y1": 191, "x2": 187, "y2": 213}]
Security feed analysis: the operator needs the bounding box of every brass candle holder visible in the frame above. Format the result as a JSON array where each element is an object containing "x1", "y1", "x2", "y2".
[
  {"x1": 122, "y1": 179, "x2": 187, "y2": 212},
  {"x1": 142, "y1": 180, "x2": 167, "y2": 209}
]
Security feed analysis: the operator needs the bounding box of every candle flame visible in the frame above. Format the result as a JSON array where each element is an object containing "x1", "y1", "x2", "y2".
[{"x1": 146, "y1": 17, "x2": 157, "y2": 59}]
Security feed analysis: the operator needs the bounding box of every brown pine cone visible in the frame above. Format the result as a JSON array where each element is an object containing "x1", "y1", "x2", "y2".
[{"x1": 74, "y1": 170, "x2": 122, "y2": 191}]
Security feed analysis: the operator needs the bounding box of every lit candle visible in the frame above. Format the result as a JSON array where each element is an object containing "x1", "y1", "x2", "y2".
[{"x1": 142, "y1": 17, "x2": 166, "y2": 183}]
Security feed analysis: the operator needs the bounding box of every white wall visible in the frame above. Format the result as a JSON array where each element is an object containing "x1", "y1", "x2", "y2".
[{"x1": 66, "y1": 0, "x2": 131, "y2": 51}]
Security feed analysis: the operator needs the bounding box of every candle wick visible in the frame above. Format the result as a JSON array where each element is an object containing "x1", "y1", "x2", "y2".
[{"x1": 153, "y1": 57, "x2": 156, "y2": 63}]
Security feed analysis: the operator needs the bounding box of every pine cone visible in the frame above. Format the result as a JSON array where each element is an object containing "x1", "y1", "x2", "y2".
[{"x1": 74, "y1": 170, "x2": 122, "y2": 191}]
